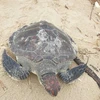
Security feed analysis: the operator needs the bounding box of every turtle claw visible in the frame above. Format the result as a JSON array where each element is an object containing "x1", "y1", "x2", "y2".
[
  {"x1": 58, "y1": 64, "x2": 87, "y2": 83},
  {"x1": 2, "y1": 50, "x2": 30, "y2": 80}
]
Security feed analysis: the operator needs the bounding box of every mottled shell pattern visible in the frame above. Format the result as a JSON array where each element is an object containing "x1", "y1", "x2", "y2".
[{"x1": 9, "y1": 21, "x2": 76, "y2": 64}]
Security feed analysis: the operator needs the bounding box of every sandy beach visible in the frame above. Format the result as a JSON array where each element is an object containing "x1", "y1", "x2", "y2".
[{"x1": 0, "y1": 0, "x2": 100, "y2": 100}]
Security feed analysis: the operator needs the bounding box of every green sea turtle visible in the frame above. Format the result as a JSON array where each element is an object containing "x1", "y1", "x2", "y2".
[{"x1": 2, "y1": 21, "x2": 86, "y2": 96}]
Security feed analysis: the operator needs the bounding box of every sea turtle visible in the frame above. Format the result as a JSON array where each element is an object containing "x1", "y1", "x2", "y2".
[{"x1": 2, "y1": 21, "x2": 86, "y2": 96}]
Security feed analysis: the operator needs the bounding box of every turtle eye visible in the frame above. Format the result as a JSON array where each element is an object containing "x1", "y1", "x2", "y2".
[
  {"x1": 46, "y1": 88, "x2": 53, "y2": 95},
  {"x1": 46, "y1": 89, "x2": 51, "y2": 94}
]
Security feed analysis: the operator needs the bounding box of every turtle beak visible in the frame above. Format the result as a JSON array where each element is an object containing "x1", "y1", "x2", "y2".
[
  {"x1": 41, "y1": 73, "x2": 61, "y2": 96},
  {"x1": 46, "y1": 85, "x2": 60, "y2": 96}
]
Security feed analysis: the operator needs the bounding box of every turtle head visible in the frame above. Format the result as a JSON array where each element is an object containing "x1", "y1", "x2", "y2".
[{"x1": 40, "y1": 73, "x2": 60, "y2": 96}]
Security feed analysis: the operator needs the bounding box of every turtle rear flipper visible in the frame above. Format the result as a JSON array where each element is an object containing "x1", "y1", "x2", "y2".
[
  {"x1": 2, "y1": 50, "x2": 31, "y2": 80},
  {"x1": 58, "y1": 64, "x2": 86, "y2": 83}
]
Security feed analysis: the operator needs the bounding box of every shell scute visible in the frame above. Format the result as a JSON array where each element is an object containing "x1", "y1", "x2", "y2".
[{"x1": 9, "y1": 21, "x2": 76, "y2": 62}]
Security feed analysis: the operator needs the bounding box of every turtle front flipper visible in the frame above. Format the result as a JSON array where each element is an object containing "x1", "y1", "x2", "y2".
[
  {"x1": 58, "y1": 64, "x2": 86, "y2": 83},
  {"x1": 2, "y1": 50, "x2": 31, "y2": 80}
]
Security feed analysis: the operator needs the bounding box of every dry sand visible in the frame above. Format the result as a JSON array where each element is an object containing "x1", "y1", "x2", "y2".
[{"x1": 0, "y1": 0, "x2": 100, "y2": 100}]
